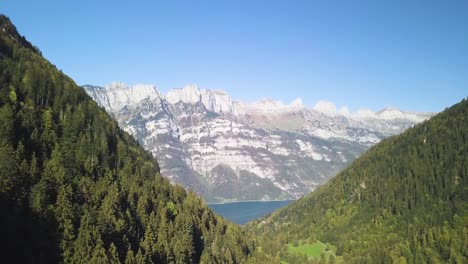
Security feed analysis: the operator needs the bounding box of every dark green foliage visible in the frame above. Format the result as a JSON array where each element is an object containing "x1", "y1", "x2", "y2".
[
  {"x1": 0, "y1": 15, "x2": 253, "y2": 263},
  {"x1": 250, "y1": 99, "x2": 468, "y2": 263}
]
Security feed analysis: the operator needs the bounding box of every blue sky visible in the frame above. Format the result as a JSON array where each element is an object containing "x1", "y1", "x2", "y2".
[{"x1": 2, "y1": 0, "x2": 467, "y2": 112}]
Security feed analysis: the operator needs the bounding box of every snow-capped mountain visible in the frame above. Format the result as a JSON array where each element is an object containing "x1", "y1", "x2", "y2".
[{"x1": 83, "y1": 83, "x2": 433, "y2": 202}]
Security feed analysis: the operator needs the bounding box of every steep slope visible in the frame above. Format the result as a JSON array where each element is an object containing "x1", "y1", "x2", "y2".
[
  {"x1": 0, "y1": 15, "x2": 253, "y2": 263},
  {"x1": 250, "y1": 99, "x2": 467, "y2": 263},
  {"x1": 83, "y1": 83, "x2": 432, "y2": 202}
]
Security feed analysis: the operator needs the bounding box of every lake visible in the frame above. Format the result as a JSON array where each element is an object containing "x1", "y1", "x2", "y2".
[{"x1": 208, "y1": 200, "x2": 295, "y2": 225}]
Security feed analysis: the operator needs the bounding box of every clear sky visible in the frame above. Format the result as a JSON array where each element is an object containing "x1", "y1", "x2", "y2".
[{"x1": 2, "y1": 0, "x2": 467, "y2": 112}]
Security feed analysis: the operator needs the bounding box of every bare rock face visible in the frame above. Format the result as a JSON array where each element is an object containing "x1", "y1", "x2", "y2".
[{"x1": 83, "y1": 83, "x2": 433, "y2": 202}]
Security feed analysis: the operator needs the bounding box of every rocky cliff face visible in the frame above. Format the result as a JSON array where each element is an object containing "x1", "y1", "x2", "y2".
[{"x1": 83, "y1": 83, "x2": 432, "y2": 202}]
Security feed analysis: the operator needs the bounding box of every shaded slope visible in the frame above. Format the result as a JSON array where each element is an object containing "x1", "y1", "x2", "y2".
[
  {"x1": 250, "y1": 99, "x2": 467, "y2": 263},
  {"x1": 0, "y1": 15, "x2": 253, "y2": 263}
]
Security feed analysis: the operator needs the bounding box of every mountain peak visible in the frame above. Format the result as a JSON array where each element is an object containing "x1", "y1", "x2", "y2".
[
  {"x1": 165, "y1": 84, "x2": 241, "y2": 115},
  {"x1": 84, "y1": 82, "x2": 160, "y2": 111},
  {"x1": 183, "y1": 83, "x2": 200, "y2": 92},
  {"x1": 201, "y1": 88, "x2": 238, "y2": 114},
  {"x1": 166, "y1": 84, "x2": 201, "y2": 105}
]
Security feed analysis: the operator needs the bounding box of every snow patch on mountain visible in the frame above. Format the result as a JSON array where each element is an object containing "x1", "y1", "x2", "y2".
[{"x1": 295, "y1": 139, "x2": 323, "y2": 160}]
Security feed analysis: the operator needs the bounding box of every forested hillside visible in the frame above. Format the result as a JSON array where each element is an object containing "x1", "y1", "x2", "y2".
[
  {"x1": 250, "y1": 99, "x2": 467, "y2": 263},
  {"x1": 0, "y1": 15, "x2": 254, "y2": 263}
]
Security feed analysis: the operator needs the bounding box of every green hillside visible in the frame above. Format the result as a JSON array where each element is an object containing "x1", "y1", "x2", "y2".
[
  {"x1": 0, "y1": 15, "x2": 254, "y2": 263},
  {"x1": 250, "y1": 99, "x2": 467, "y2": 263}
]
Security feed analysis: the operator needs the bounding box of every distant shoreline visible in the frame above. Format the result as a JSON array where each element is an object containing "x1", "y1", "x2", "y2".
[{"x1": 207, "y1": 199, "x2": 297, "y2": 205}]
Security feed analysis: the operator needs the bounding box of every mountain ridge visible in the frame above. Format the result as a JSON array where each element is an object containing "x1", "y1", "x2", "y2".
[{"x1": 84, "y1": 82, "x2": 432, "y2": 121}]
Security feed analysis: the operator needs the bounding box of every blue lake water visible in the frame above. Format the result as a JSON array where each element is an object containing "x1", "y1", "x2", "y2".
[{"x1": 208, "y1": 200, "x2": 295, "y2": 225}]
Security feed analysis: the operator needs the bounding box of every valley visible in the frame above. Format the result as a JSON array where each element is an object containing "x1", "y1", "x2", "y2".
[{"x1": 1, "y1": 2, "x2": 467, "y2": 263}]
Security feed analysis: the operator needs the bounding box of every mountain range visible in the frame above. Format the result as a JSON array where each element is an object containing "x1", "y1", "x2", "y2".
[{"x1": 83, "y1": 82, "x2": 432, "y2": 202}]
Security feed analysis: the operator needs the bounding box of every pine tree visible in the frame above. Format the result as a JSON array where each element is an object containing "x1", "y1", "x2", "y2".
[
  {"x1": 108, "y1": 243, "x2": 121, "y2": 264},
  {"x1": 90, "y1": 237, "x2": 109, "y2": 264},
  {"x1": 124, "y1": 248, "x2": 137, "y2": 264},
  {"x1": 56, "y1": 184, "x2": 75, "y2": 262}
]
